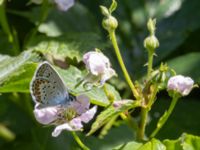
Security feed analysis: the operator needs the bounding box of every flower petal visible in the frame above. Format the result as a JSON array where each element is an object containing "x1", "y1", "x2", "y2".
[
  {"x1": 52, "y1": 123, "x2": 74, "y2": 137},
  {"x1": 79, "y1": 106, "x2": 97, "y2": 123},
  {"x1": 100, "y1": 68, "x2": 116, "y2": 85},
  {"x1": 167, "y1": 75, "x2": 194, "y2": 96},
  {"x1": 71, "y1": 95, "x2": 90, "y2": 115},
  {"x1": 54, "y1": 0, "x2": 75, "y2": 11},
  {"x1": 69, "y1": 117, "x2": 83, "y2": 129},
  {"x1": 83, "y1": 51, "x2": 110, "y2": 76},
  {"x1": 33, "y1": 104, "x2": 59, "y2": 125}
]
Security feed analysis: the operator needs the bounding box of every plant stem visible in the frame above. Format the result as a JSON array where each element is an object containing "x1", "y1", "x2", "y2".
[
  {"x1": 137, "y1": 51, "x2": 155, "y2": 141},
  {"x1": 0, "y1": 2, "x2": 12, "y2": 42},
  {"x1": 137, "y1": 108, "x2": 148, "y2": 141},
  {"x1": 150, "y1": 96, "x2": 179, "y2": 138},
  {"x1": 109, "y1": 30, "x2": 140, "y2": 99},
  {"x1": 103, "y1": 84, "x2": 114, "y2": 103},
  {"x1": 71, "y1": 132, "x2": 90, "y2": 150},
  {"x1": 0, "y1": 1, "x2": 19, "y2": 54},
  {"x1": 147, "y1": 51, "x2": 154, "y2": 78}
]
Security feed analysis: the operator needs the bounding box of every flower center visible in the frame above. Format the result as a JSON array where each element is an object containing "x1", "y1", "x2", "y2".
[{"x1": 64, "y1": 107, "x2": 77, "y2": 121}]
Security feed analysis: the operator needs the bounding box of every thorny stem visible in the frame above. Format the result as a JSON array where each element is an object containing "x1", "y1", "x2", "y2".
[
  {"x1": 72, "y1": 132, "x2": 90, "y2": 150},
  {"x1": 150, "y1": 96, "x2": 179, "y2": 138},
  {"x1": 137, "y1": 51, "x2": 155, "y2": 141},
  {"x1": 109, "y1": 30, "x2": 140, "y2": 99}
]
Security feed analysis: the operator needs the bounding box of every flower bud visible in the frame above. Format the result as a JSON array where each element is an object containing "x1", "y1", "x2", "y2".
[
  {"x1": 144, "y1": 35, "x2": 159, "y2": 52},
  {"x1": 102, "y1": 15, "x2": 118, "y2": 32},
  {"x1": 167, "y1": 75, "x2": 194, "y2": 96}
]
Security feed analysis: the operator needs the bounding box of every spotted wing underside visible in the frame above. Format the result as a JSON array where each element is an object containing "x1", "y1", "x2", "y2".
[{"x1": 30, "y1": 62, "x2": 69, "y2": 106}]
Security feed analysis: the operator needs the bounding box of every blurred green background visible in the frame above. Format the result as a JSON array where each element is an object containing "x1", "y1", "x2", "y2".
[{"x1": 0, "y1": 0, "x2": 200, "y2": 149}]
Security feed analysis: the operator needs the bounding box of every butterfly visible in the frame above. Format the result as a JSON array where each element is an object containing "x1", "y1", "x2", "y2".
[{"x1": 30, "y1": 61, "x2": 75, "y2": 106}]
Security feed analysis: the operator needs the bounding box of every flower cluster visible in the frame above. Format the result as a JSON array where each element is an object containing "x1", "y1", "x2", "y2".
[
  {"x1": 83, "y1": 51, "x2": 116, "y2": 85},
  {"x1": 33, "y1": 95, "x2": 97, "y2": 137}
]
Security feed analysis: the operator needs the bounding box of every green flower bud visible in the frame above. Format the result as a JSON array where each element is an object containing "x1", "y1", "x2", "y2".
[
  {"x1": 102, "y1": 15, "x2": 118, "y2": 32},
  {"x1": 144, "y1": 35, "x2": 159, "y2": 52}
]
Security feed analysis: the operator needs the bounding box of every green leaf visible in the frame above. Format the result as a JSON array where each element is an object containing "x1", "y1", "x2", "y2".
[
  {"x1": 28, "y1": 3, "x2": 100, "y2": 36},
  {"x1": 114, "y1": 138, "x2": 165, "y2": 150},
  {"x1": 87, "y1": 100, "x2": 140, "y2": 136},
  {"x1": 113, "y1": 141, "x2": 142, "y2": 150},
  {"x1": 163, "y1": 133, "x2": 200, "y2": 150},
  {"x1": 55, "y1": 65, "x2": 121, "y2": 106},
  {"x1": 0, "y1": 53, "x2": 120, "y2": 106},
  {"x1": 113, "y1": 134, "x2": 200, "y2": 150},
  {"x1": 27, "y1": 33, "x2": 106, "y2": 62},
  {"x1": 156, "y1": 0, "x2": 200, "y2": 62},
  {"x1": 152, "y1": 0, "x2": 184, "y2": 19},
  {"x1": 109, "y1": 0, "x2": 118, "y2": 13},
  {"x1": 167, "y1": 52, "x2": 200, "y2": 82},
  {"x1": 0, "y1": 51, "x2": 39, "y2": 93},
  {"x1": 138, "y1": 139, "x2": 166, "y2": 150},
  {"x1": 98, "y1": 115, "x2": 118, "y2": 139}
]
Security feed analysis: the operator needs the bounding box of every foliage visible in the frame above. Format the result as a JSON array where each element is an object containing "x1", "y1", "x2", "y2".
[{"x1": 0, "y1": 0, "x2": 200, "y2": 149}]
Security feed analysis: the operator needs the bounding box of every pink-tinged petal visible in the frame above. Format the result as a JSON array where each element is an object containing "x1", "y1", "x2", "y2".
[
  {"x1": 52, "y1": 123, "x2": 74, "y2": 137},
  {"x1": 167, "y1": 75, "x2": 194, "y2": 96},
  {"x1": 54, "y1": 0, "x2": 75, "y2": 11},
  {"x1": 33, "y1": 105, "x2": 59, "y2": 125},
  {"x1": 83, "y1": 51, "x2": 110, "y2": 76},
  {"x1": 79, "y1": 106, "x2": 97, "y2": 123},
  {"x1": 83, "y1": 51, "x2": 115, "y2": 85},
  {"x1": 72, "y1": 95, "x2": 90, "y2": 115},
  {"x1": 69, "y1": 117, "x2": 83, "y2": 129}
]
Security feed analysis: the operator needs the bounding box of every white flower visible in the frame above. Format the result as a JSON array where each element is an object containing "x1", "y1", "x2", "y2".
[
  {"x1": 33, "y1": 94, "x2": 97, "y2": 137},
  {"x1": 167, "y1": 75, "x2": 194, "y2": 96},
  {"x1": 83, "y1": 51, "x2": 116, "y2": 85},
  {"x1": 52, "y1": 106, "x2": 97, "y2": 137},
  {"x1": 31, "y1": 0, "x2": 74, "y2": 11}
]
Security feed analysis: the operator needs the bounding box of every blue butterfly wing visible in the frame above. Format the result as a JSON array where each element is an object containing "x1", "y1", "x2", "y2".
[{"x1": 30, "y1": 62, "x2": 69, "y2": 106}]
